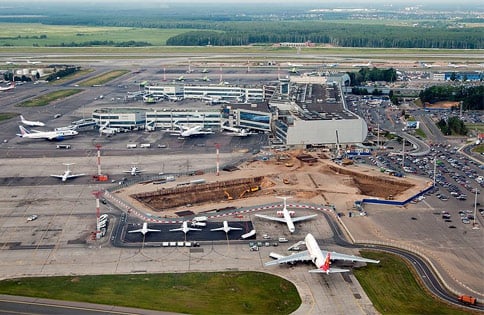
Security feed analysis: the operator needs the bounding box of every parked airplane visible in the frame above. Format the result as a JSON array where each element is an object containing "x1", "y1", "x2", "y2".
[
  {"x1": 448, "y1": 62, "x2": 468, "y2": 68},
  {"x1": 169, "y1": 221, "x2": 202, "y2": 235},
  {"x1": 265, "y1": 233, "x2": 380, "y2": 274},
  {"x1": 176, "y1": 75, "x2": 185, "y2": 81},
  {"x1": 50, "y1": 163, "x2": 86, "y2": 182},
  {"x1": 20, "y1": 115, "x2": 45, "y2": 127},
  {"x1": 17, "y1": 125, "x2": 78, "y2": 141},
  {"x1": 201, "y1": 75, "x2": 211, "y2": 82},
  {"x1": 419, "y1": 61, "x2": 435, "y2": 68},
  {"x1": 201, "y1": 68, "x2": 210, "y2": 73},
  {"x1": 254, "y1": 196, "x2": 317, "y2": 233},
  {"x1": 123, "y1": 165, "x2": 144, "y2": 176},
  {"x1": 99, "y1": 121, "x2": 118, "y2": 135},
  {"x1": 128, "y1": 222, "x2": 161, "y2": 235},
  {"x1": 171, "y1": 121, "x2": 213, "y2": 138},
  {"x1": 210, "y1": 221, "x2": 243, "y2": 234},
  {"x1": 352, "y1": 61, "x2": 372, "y2": 67},
  {"x1": 221, "y1": 125, "x2": 255, "y2": 137},
  {"x1": 0, "y1": 82, "x2": 15, "y2": 92}
]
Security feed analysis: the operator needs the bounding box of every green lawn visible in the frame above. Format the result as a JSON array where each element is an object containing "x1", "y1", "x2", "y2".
[
  {"x1": 16, "y1": 89, "x2": 83, "y2": 107},
  {"x1": 78, "y1": 70, "x2": 130, "y2": 87},
  {"x1": 353, "y1": 251, "x2": 470, "y2": 315},
  {"x1": 0, "y1": 112, "x2": 18, "y2": 121},
  {"x1": 0, "y1": 272, "x2": 301, "y2": 315}
]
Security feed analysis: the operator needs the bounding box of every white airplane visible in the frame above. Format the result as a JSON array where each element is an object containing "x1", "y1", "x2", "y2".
[
  {"x1": 0, "y1": 82, "x2": 15, "y2": 92},
  {"x1": 123, "y1": 165, "x2": 144, "y2": 176},
  {"x1": 17, "y1": 125, "x2": 78, "y2": 141},
  {"x1": 210, "y1": 221, "x2": 243, "y2": 234},
  {"x1": 221, "y1": 125, "x2": 255, "y2": 137},
  {"x1": 352, "y1": 61, "x2": 372, "y2": 67},
  {"x1": 128, "y1": 222, "x2": 161, "y2": 235},
  {"x1": 20, "y1": 115, "x2": 45, "y2": 127},
  {"x1": 448, "y1": 62, "x2": 468, "y2": 68},
  {"x1": 50, "y1": 163, "x2": 86, "y2": 182},
  {"x1": 201, "y1": 75, "x2": 211, "y2": 82},
  {"x1": 255, "y1": 197, "x2": 317, "y2": 233},
  {"x1": 171, "y1": 121, "x2": 213, "y2": 138},
  {"x1": 176, "y1": 75, "x2": 185, "y2": 81},
  {"x1": 99, "y1": 121, "x2": 118, "y2": 135},
  {"x1": 419, "y1": 62, "x2": 434, "y2": 68},
  {"x1": 169, "y1": 221, "x2": 202, "y2": 235},
  {"x1": 265, "y1": 233, "x2": 380, "y2": 274}
]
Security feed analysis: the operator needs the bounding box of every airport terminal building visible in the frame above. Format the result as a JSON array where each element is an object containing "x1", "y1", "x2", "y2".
[{"x1": 92, "y1": 73, "x2": 367, "y2": 147}]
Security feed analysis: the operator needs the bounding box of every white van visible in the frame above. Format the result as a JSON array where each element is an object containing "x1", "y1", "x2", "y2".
[
  {"x1": 56, "y1": 144, "x2": 71, "y2": 149},
  {"x1": 140, "y1": 143, "x2": 151, "y2": 148},
  {"x1": 126, "y1": 143, "x2": 137, "y2": 149}
]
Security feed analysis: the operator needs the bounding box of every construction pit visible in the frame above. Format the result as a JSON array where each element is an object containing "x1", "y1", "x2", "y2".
[{"x1": 113, "y1": 150, "x2": 430, "y2": 218}]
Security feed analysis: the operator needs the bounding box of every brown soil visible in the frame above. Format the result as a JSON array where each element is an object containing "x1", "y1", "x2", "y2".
[{"x1": 116, "y1": 150, "x2": 429, "y2": 217}]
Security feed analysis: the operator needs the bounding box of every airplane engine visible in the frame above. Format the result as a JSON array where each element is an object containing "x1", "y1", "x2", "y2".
[
  {"x1": 276, "y1": 211, "x2": 284, "y2": 217},
  {"x1": 288, "y1": 211, "x2": 295, "y2": 217}
]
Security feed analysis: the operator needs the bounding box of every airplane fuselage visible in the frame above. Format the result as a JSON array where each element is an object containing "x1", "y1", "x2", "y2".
[
  {"x1": 282, "y1": 208, "x2": 296, "y2": 233},
  {"x1": 305, "y1": 233, "x2": 325, "y2": 270}
]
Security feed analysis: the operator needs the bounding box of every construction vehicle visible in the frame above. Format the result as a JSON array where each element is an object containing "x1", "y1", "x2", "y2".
[
  {"x1": 239, "y1": 186, "x2": 261, "y2": 198},
  {"x1": 458, "y1": 295, "x2": 476, "y2": 305},
  {"x1": 224, "y1": 190, "x2": 233, "y2": 200}
]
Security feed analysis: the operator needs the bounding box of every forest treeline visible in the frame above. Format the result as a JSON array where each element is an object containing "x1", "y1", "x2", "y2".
[
  {"x1": 347, "y1": 68, "x2": 398, "y2": 85},
  {"x1": 419, "y1": 85, "x2": 484, "y2": 111},
  {"x1": 164, "y1": 23, "x2": 483, "y2": 49}
]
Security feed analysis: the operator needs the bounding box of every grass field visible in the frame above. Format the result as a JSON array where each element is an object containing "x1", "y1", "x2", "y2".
[
  {"x1": 78, "y1": 70, "x2": 130, "y2": 87},
  {"x1": 353, "y1": 251, "x2": 471, "y2": 315},
  {"x1": 0, "y1": 271, "x2": 301, "y2": 315},
  {"x1": 16, "y1": 89, "x2": 83, "y2": 107},
  {"x1": 0, "y1": 23, "x2": 190, "y2": 46},
  {"x1": 0, "y1": 112, "x2": 18, "y2": 122}
]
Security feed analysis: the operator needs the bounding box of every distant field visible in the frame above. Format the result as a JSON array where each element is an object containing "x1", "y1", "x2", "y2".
[{"x1": 0, "y1": 23, "x2": 192, "y2": 46}]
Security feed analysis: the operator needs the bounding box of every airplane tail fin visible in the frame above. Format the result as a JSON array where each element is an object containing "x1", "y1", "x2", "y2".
[
  {"x1": 309, "y1": 252, "x2": 349, "y2": 274},
  {"x1": 322, "y1": 252, "x2": 331, "y2": 273},
  {"x1": 18, "y1": 125, "x2": 30, "y2": 136}
]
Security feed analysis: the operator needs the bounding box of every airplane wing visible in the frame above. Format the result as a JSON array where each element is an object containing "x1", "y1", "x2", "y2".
[
  {"x1": 210, "y1": 227, "x2": 225, "y2": 231},
  {"x1": 264, "y1": 250, "x2": 311, "y2": 266},
  {"x1": 254, "y1": 214, "x2": 287, "y2": 223},
  {"x1": 169, "y1": 227, "x2": 183, "y2": 232},
  {"x1": 321, "y1": 250, "x2": 380, "y2": 264},
  {"x1": 309, "y1": 267, "x2": 350, "y2": 274},
  {"x1": 291, "y1": 214, "x2": 318, "y2": 223},
  {"x1": 50, "y1": 175, "x2": 64, "y2": 179},
  {"x1": 64, "y1": 173, "x2": 86, "y2": 179},
  {"x1": 188, "y1": 227, "x2": 202, "y2": 231}
]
